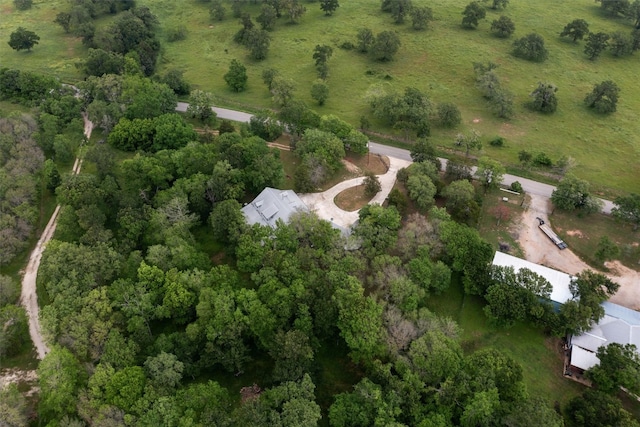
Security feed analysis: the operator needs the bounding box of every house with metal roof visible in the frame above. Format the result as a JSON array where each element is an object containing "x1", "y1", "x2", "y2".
[
  {"x1": 569, "y1": 301, "x2": 640, "y2": 371},
  {"x1": 242, "y1": 187, "x2": 309, "y2": 228},
  {"x1": 491, "y1": 252, "x2": 640, "y2": 372},
  {"x1": 491, "y1": 251, "x2": 574, "y2": 305}
]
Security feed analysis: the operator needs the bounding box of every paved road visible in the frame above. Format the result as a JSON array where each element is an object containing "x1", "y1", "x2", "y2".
[{"x1": 175, "y1": 104, "x2": 615, "y2": 214}]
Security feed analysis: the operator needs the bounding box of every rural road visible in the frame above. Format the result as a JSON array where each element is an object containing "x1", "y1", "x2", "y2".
[
  {"x1": 19, "y1": 114, "x2": 91, "y2": 360},
  {"x1": 176, "y1": 103, "x2": 615, "y2": 214}
]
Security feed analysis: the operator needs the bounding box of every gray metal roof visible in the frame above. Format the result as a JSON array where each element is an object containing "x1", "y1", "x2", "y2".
[
  {"x1": 571, "y1": 303, "x2": 640, "y2": 371},
  {"x1": 242, "y1": 187, "x2": 309, "y2": 228}
]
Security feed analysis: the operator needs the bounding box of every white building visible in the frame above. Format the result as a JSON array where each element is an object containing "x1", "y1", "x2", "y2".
[{"x1": 491, "y1": 251, "x2": 640, "y2": 372}]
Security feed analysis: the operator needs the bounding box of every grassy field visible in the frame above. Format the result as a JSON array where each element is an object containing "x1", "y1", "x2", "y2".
[
  {"x1": 425, "y1": 274, "x2": 586, "y2": 408},
  {"x1": 477, "y1": 187, "x2": 526, "y2": 258},
  {"x1": 550, "y1": 209, "x2": 640, "y2": 270},
  {"x1": 2, "y1": 0, "x2": 638, "y2": 196}
]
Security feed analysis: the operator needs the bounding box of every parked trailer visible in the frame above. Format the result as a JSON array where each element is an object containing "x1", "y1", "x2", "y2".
[{"x1": 536, "y1": 217, "x2": 568, "y2": 249}]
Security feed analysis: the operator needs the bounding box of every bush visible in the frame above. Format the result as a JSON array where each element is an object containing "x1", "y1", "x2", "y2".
[
  {"x1": 340, "y1": 41, "x2": 355, "y2": 50},
  {"x1": 510, "y1": 181, "x2": 523, "y2": 193},
  {"x1": 218, "y1": 120, "x2": 235, "y2": 134},
  {"x1": 396, "y1": 167, "x2": 410, "y2": 184},
  {"x1": 13, "y1": 0, "x2": 32, "y2": 10},
  {"x1": 166, "y1": 25, "x2": 187, "y2": 42},
  {"x1": 489, "y1": 136, "x2": 505, "y2": 147},
  {"x1": 533, "y1": 152, "x2": 552, "y2": 167}
]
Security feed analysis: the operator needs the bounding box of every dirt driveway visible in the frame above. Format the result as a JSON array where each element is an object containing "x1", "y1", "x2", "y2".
[{"x1": 516, "y1": 194, "x2": 640, "y2": 310}]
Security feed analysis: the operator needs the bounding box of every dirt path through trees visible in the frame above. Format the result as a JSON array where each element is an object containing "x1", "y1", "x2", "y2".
[
  {"x1": 19, "y1": 115, "x2": 92, "y2": 360},
  {"x1": 517, "y1": 194, "x2": 640, "y2": 310}
]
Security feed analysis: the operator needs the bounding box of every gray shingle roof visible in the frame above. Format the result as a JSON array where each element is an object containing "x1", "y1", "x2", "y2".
[{"x1": 242, "y1": 187, "x2": 308, "y2": 228}]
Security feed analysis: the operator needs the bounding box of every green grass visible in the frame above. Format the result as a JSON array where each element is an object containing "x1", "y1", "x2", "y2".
[
  {"x1": 426, "y1": 274, "x2": 585, "y2": 407},
  {"x1": 550, "y1": 209, "x2": 640, "y2": 271},
  {"x1": 3, "y1": 0, "x2": 638, "y2": 195},
  {"x1": 144, "y1": 0, "x2": 640, "y2": 196},
  {"x1": 477, "y1": 187, "x2": 525, "y2": 258}
]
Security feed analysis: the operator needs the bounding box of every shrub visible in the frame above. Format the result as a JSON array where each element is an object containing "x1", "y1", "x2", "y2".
[
  {"x1": 387, "y1": 188, "x2": 408, "y2": 216},
  {"x1": 533, "y1": 152, "x2": 552, "y2": 167},
  {"x1": 364, "y1": 172, "x2": 382, "y2": 197},
  {"x1": 489, "y1": 136, "x2": 505, "y2": 147},
  {"x1": 166, "y1": 25, "x2": 187, "y2": 42},
  {"x1": 510, "y1": 181, "x2": 523, "y2": 193},
  {"x1": 437, "y1": 103, "x2": 462, "y2": 128}
]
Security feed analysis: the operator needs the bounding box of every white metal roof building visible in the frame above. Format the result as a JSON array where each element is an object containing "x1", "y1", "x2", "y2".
[
  {"x1": 570, "y1": 301, "x2": 640, "y2": 371},
  {"x1": 242, "y1": 187, "x2": 309, "y2": 228},
  {"x1": 491, "y1": 251, "x2": 575, "y2": 305}
]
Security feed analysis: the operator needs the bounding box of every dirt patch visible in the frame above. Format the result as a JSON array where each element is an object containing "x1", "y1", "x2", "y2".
[
  {"x1": 334, "y1": 185, "x2": 371, "y2": 212},
  {"x1": 472, "y1": 118, "x2": 481, "y2": 123},
  {"x1": 517, "y1": 194, "x2": 640, "y2": 310},
  {"x1": 566, "y1": 230, "x2": 584, "y2": 238},
  {"x1": 0, "y1": 369, "x2": 39, "y2": 396},
  {"x1": 342, "y1": 159, "x2": 361, "y2": 174}
]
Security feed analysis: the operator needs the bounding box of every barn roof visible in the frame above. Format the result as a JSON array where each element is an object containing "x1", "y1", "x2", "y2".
[{"x1": 491, "y1": 251, "x2": 574, "y2": 305}]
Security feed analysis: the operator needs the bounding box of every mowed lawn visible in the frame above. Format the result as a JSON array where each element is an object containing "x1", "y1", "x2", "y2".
[{"x1": 1, "y1": 0, "x2": 639, "y2": 195}]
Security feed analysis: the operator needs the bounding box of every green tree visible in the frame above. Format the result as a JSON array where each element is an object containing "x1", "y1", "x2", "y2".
[
  {"x1": 363, "y1": 171, "x2": 382, "y2": 197},
  {"x1": 356, "y1": 28, "x2": 375, "y2": 53},
  {"x1": 310, "y1": 80, "x2": 329, "y2": 105},
  {"x1": 437, "y1": 102, "x2": 462, "y2": 128},
  {"x1": 612, "y1": 193, "x2": 640, "y2": 230},
  {"x1": 249, "y1": 109, "x2": 284, "y2": 141},
  {"x1": 559, "y1": 270, "x2": 619, "y2": 335},
  {"x1": 209, "y1": 0, "x2": 226, "y2": 21},
  {"x1": 54, "y1": 11, "x2": 72, "y2": 33},
  {"x1": 410, "y1": 6, "x2": 434, "y2": 30},
  {"x1": 566, "y1": 389, "x2": 637, "y2": 427},
  {"x1": 333, "y1": 277, "x2": 385, "y2": 363},
  {"x1": 443, "y1": 179, "x2": 476, "y2": 220},
  {"x1": 488, "y1": 0, "x2": 509, "y2": 9},
  {"x1": 454, "y1": 130, "x2": 482, "y2": 157},
  {"x1": 209, "y1": 199, "x2": 247, "y2": 246},
  {"x1": 461, "y1": 2, "x2": 486, "y2": 29},
  {"x1": 560, "y1": 19, "x2": 589, "y2": 43},
  {"x1": 0, "y1": 384, "x2": 28, "y2": 427},
  {"x1": 320, "y1": 0, "x2": 340, "y2": 16},
  {"x1": 270, "y1": 329, "x2": 314, "y2": 382},
  {"x1": 83, "y1": 48, "x2": 124, "y2": 76},
  {"x1": 270, "y1": 76, "x2": 296, "y2": 107},
  {"x1": 372, "y1": 30, "x2": 401, "y2": 61},
  {"x1": 38, "y1": 346, "x2": 85, "y2": 422},
  {"x1": 491, "y1": 15, "x2": 515, "y2": 38},
  {"x1": 584, "y1": 80, "x2": 620, "y2": 114},
  {"x1": 8, "y1": 27, "x2": 40, "y2": 51},
  {"x1": 512, "y1": 33, "x2": 548, "y2": 61},
  {"x1": 632, "y1": 28, "x2": 640, "y2": 51},
  {"x1": 313, "y1": 44, "x2": 333, "y2": 79},
  {"x1": 224, "y1": 59, "x2": 248, "y2": 92},
  {"x1": 246, "y1": 28, "x2": 271, "y2": 60},
  {"x1": 551, "y1": 175, "x2": 603, "y2": 213},
  {"x1": 390, "y1": 0, "x2": 412, "y2": 24},
  {"x1": 284, "y1": 0, "x2": 307, "y2": 24},
  {"x1": 355, "y1": 204, "x2": 401, "y2": 258},
  {"x1": 587, "y1": 343, "x2": 640, "y2": 395},
  {"x1": 0, "y1": 305, "x2": 28, "y2": 357},
  {"x1": 261, "y1": 67, "x2": 280, "y2": 91},
  {"x1": 296, "y1": 128, "x2": 345, "y2": 172},
  {"x1": 594, "y1": 235, "x2": 620, "y2": 264},
  {"x1": 144, "y1": 351, "x2": 184, "y2": 391},
  {"x1": 529, "y1": 82, "x2": 558, "y2": 113},
  {"x1": 257, "y1": 4, "x2": 278, "y2": 31},
  {"x1": 279, "y1": 100, "x2": 320, "y2": 137},
  {"x1": 609, "y1": 31, "x2": 633, "y2": 56},
  {"x1": 407, "y1": 173, "x2": 437, "y2": 211},
  {"x1": 584, "y1": 32, "x2": 610, "y2": 60}
]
